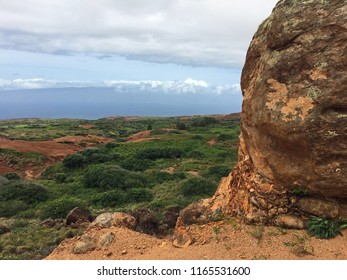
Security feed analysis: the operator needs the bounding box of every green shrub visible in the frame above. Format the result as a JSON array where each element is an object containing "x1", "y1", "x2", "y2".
[
  {"x1": 180, "y1": 177, "x2": 216, "y2": 197},
  {"x1": 147, "y1": 170, "x2": 186, "y2": 184},
  {"x1": 191, "y1": 135, "x2": 204, "y2": 140},
  {"x1": 88, "y1": 153, "x2": 112, "y2": 163},
  {"x1": 149, "y1": 199, "x2": 166, "y2": 209},
  {"x1": 90, "y1": 189, "x2": 126, "y2": 207},
  {"x1": 191, "y1": 117, "x2": 218, "y2": 127},
  {"x1": 187, "y1": 150, "x2": 205, "y2": 159},
  {"x1": 63, "y1": 153, "x2": 87, "y2": 168},
  {"x1": 217, "y1": 133, "x2": 233, "y2": 141},
  {"x1": 54, "y1": 173, "x2": 68, "y2": 183},
  {"x1": 176, "y1": 122, "x2": 187, "y2": 130},
  {"x1": 306, "y1": 216, "x2": 347, "y2": 239},
  {"x1": 120, "y1": 158, "x2": 152, "y2": 171},
  {"x1": 2, "y1": 173, "x2": 21, "y2": 181},
  {"x1": 105, "y1": 142, "x2": 119, "y2": 149},
  {"x1": 40, "y1": 198, "x2": 88, "y2": 220},
  {"x1": 79, "y1": 147, "x2": 100, "y2": 157},
  {"x1": 0, "y1": 200, "x2": 29, "y2": 217},
  {"x1": 202, "y1": 165, "x2": 230, "y2": 181},
  {"x1": 0, "y1": 176, "x2": 9, "y2": 187},
  {"x1": 41, "y1": 164, "x2": 64, "y2": 180},
  {"x1": 291, "y1": 187, "x2": 308, "y2": 196},
  {"x1": 79, "y1": 148, "x2": 111, "y2": 163},
  {"x1": 82, "y1": 165, "x2": 147, "y2": 190},
  {"x1": 0, "y1": 181, "x2": 49, "y2": 205},
  {"x1": 126, "y1": 188, "x2": 153, "y2": 203},
  {"x1": 135, "y1": 147, "x2": 184, "y2": 160}
]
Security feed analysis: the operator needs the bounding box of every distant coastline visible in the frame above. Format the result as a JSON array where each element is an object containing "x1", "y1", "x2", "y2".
[{"x1": 0, "y1": 87, "x2": 242, "y2": 120}]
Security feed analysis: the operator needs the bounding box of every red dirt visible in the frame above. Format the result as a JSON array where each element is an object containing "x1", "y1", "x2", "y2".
[
  {"x1": 126, "y1": 130, "x2": 160, "y2": 143},
  {"x1": 164, "y1": 167, "x2": 175, "y2": 174},
  {"x1": 127, "y1": 130, "x2": 151, "y2": 141},
  {"x1": 54, "y1": 135, "x2": 113, "y2": 146},
  {"x1": 46, "y1": 220, "x2": 347, "y2": 260},
  {"x1": 0, "y1": 139, "x2": 81, "y2": 159},
  {"x1": 188, "y1": 171, "x2": 199, "y2": 176},
  {"x1": 78, "y1": 124, "x2": 96, "y2": 129},
  {"x1": 0, "y1": 135, "x2": 114, "y2": 178}
]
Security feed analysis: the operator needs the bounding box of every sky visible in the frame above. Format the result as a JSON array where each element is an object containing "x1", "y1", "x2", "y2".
[{"x1": 0, "y1": 0, "x2": 279, "y2": 118}]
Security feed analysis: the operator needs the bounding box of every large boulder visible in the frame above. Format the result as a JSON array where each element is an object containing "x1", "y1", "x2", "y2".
[
  {"x1": 179, "y1": 0, "x2": 346, "y2": 227},
  {"x1": 240, "y1": 0, "x2": 346, "y2": 198}
]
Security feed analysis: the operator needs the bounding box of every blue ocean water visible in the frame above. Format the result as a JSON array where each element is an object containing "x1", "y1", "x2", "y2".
[{"x1": 0, "y1": 88, "x2": 242, "y2": 120}]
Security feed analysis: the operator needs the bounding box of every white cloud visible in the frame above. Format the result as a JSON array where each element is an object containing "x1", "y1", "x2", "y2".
[
  {"x1": 0, "y1": 0, "x2": 278, "y2": 68},
  {"x1": 0, "y1": 77, "x2": 241, "y2": 95}
]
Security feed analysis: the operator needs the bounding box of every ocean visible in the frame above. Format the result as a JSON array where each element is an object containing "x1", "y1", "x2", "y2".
[{"x1": 0, "y1": 87, "x2": 242, "y2": 119}]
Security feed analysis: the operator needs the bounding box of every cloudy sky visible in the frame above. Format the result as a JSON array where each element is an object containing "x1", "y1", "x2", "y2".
[{"x1": 0, "y1": 0, "x2": 278, "y2": 118}]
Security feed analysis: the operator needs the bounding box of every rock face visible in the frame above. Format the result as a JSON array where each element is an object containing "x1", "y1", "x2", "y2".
[
  {"x1": 240, "y1": 0, "x2": 346, "y2": 198},
  {"x1": 179, "y1": 0, "x2": 347, "y2": 226}
]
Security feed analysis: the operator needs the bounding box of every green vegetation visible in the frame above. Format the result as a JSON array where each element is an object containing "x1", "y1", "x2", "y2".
[
  {"x1": 0, "y1": 114, "x2": 241, "y2": 259},
  {"x1": 180, "y1": 177, "x2": 216, "y2": 197},
  {"x1": 62, "y1": 154, "x2": 87, "y2": 168},
  {"x1": 291, "y1": 186, "x2": 308, "y2": 196},
  {"x1": 2, "y1": 173, "x2": 21, "y2": 181},
  {"x1": 306, "y1": 216, "x2": 347, "y2": 239},
  {"x1": 82, "y1": 165, "x2": 148, "y2": 190},
  {"x1": 0, "y1": 181, "x2": 49, "y2": 206},
  {"x1": 213, "y1": 226, "x2": 220, "y2": 241},
  {"x1": 40, "y1": 198, "x2": 88, "y2": 220}
]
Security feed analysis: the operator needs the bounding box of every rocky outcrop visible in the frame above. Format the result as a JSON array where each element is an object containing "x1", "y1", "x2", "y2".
[
  {"x1": 177, "y1": 0, "x2": 347, "y2": 227},
  {"x1": 130, "y1": 208, "x2": 159, "y2": 235},
  {"x1": 89, "y1": 212, "x2": 137, "y2": 230},
  {"x1": 240, "y1": 0, "x2": 346, "y2": 199}
]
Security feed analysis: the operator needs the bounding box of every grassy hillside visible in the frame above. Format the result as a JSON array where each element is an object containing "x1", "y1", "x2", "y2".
[{"x1": 0, "y1": 113, "x2": 240, "y2": 259}]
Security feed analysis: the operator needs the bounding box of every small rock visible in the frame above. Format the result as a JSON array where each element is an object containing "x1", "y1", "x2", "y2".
[
  {"x1": 130, "y1": 208, "x2": 159, "y2": 235},
  {"x1": 210, "y1": 206, "x2": 223, "y2": 221},
  {"x1": 89, "y1": 213, "x2": 113, "y2": 228},
  {"x1": 0, "y1": 225, "x2": 11, "y2": 235},
  {"x1": 73, "y1": 235, "x2": 96, "y2": 254},
  {"x1": 121, "y1": 250, "x2": 127, "y2": 255},
  {"x1": 172, "y1": 234, "x2": 192, "y2": 248},
  {"x1": 66, "y1": 207, "x2": 94, "y2": 225},
  {"x1": 274, "y1": 214, "x2": 305, "y2": 229},
  {"x1": 245, "y1": 212, "x2": 261, "y2": 224},
  {"x1": 104, "y1": 252, "x2": 113, "y2": 257},
  {"x1": 297, "y1": 197, "x2": 339, "y2": 218},
  {"x1": 163, "y1": 206, "x2": 181, "y2": 228},
  {"x1": 112, "y1": 212, "x2": 137, "y2": 230},
  {"x1": 99, "y1": 232, "x2": 115, "y2": 247},
  {"x1": 176, "y1": 202, "x2": 211, "y2": 226}
]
